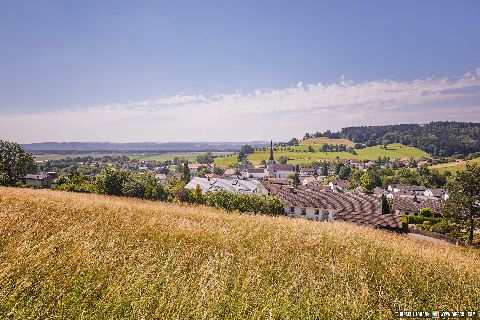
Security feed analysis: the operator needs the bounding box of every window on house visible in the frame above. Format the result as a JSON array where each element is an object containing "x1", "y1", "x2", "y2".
[
  {"x1": 290, "y1": 207, "x2": 294, "y2": 214},
  {"x1": 322, "y1": 210, "x2": 329, "y2": 219},
  {"x1": 314, "y1": 209, "x2": 319, "y2": 215},
  {"x1": 301, "y1": 208, "x2": 306, "y2": 215}
]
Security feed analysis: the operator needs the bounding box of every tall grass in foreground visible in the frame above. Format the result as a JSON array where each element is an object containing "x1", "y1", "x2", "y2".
[{"x1": 0, "y1": 187, "x2": 479, "y2": 319}]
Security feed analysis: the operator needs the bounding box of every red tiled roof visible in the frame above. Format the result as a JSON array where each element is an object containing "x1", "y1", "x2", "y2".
[
  {"x1": 336, "y1": 212, "x2": 402, "y2": 229},
  {"x1": 277, "y1": 188, "x2": 381, "y2": 214},
  {"x1": 247, "y1": 168, "x2": 266, "y2": 174},
  {"x1": 392, "y1": 196, "x2": 443, "y2": 214},
  {"x1": 273, "y1": 164, "x2": 295, "y2": 171},
  {"x1": 264, "y1": 184, "x2": 283, "y2": 195}
]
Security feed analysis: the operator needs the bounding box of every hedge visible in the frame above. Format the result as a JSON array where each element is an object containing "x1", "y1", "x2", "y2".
[{"x1": 405, "y1": 215, "x2": 443, "y2": 225}]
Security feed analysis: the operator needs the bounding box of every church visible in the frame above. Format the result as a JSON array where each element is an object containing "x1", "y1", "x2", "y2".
[{"x1": 267, "y1": 140, "x2": 295, "y2": 178}]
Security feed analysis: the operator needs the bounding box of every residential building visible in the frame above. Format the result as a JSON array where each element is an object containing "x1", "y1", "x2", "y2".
[
  {"x1": 186, "y1": 177, "x2": 268, "y2": 195},
  {"x1": 299, "y1": 167, "x2": 316, "y2": 176},
  {"x1": 328, "y1": 179, "x2": 351, "y2": 191},
  {"x1": 242, "y1": 168, "x2": 268, "y2": 179},
  {"x1": 23, "y1": 172, "x2": 57, "y2": 188},
  {"x1": 223, "y1": 168, "x2": 236, "y2": 176},
  {"x1": 392, "y1": 195, "x2": 443, "y2": 217},
  {"x1": 424, "y1": 188, "x2": 448, "y2": 200},
  {"x1": 269, "y1": 164, "x2": 295, "y2": 178},
  {"x1": 388, "y1": 184, "x2": 426, "y2": 196},
  {"x1": 301, "y1": 176, "x2": 317, "y2": 186},
  {"x1": 276, "y1": 188, "x2": 401, "y2": 229},
  {"x1": 188, "y1": 163, "x2": 213, "y2": 174}
]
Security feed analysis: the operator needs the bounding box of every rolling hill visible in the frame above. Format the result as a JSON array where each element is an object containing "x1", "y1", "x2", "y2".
[
  {"x1": 1, "y1": 188, "x2": 479, "y2": 319},
  {"x1": 243, "y1": 143, "x2": 428, "y2": 165}
]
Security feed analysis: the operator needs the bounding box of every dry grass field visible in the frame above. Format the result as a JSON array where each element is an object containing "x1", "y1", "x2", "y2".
[
  {"x1": 428, "y1": 157, "x2": 480, "y2": 173},
  {"x1": 1, "y1": 188, "x2": 480, "y2": 319}
]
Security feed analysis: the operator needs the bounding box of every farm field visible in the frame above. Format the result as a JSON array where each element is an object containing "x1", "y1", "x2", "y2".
[
  {"x1": 34, "y1": 153, "x2": 128, "y2": 161},
  {"x1": 299, "y1": 136, "x2": 355, "y2": 147},
  {"x1": 245, "y1": 143, "x2": 428, "y2": 165},
  {"x1": 0, "y1": 188, "x2": 479, "y2": 319},
  {"x1": 129, "y1": 152, "x2": 233, "y2": 162},
  {"x1": 428, "y1": 157, "x2": 480, "y2": 173},
  {"x1": 34, "y1": 152, "x2": 233, "y2": 162},
  {"x1": 213, "y1": 154, "x2": 239, "y2": 167}
]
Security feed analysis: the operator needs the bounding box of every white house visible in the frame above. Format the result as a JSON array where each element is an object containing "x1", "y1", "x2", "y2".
[
  {"x1": 23, "y1": 173, "x2": 57, "y2": 188},
  {"x1": 424, "y1": 188, "x2": 448, "y2": 200},
  {"x1": 388, "y1": 184, "x2": 426, "y2": 195},
  {"x1": 268, "y1": 163, "x2": 295, "y2": 178},
  {"x1": 186, "y1": 177, "x2": 269, "y2": 195},
  {"x1": 328, "y1": 179, "x2": 351, "y2": 191},
  {"x1": 242, "y1": 168, "x2": 268, "y2": 179}
]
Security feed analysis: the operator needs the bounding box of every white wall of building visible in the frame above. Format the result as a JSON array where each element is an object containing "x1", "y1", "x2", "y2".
[
  {"x1": 284, "y1": 206, "x2": 335, "y2": 221},
  {"x1": 274, "y1": 171, "x2": 293, "y2": 179}
]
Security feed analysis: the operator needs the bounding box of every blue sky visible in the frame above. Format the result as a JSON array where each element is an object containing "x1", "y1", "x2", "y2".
[{"x1": 1, "y1": 0, "x2": 480, "y2": 142}]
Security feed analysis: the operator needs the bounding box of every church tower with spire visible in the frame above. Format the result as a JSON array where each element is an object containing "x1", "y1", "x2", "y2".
[{"x1": 268, "y1": 140, "x2": 275, "y2": 177}]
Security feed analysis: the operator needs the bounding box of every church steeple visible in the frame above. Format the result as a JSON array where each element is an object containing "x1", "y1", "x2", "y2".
[
  {"x1": 268, "y1": 140, "x2": 275, "y2": 177},
  {"x1": 269, "y1": 140, "x2": 274, "y2": 161}
]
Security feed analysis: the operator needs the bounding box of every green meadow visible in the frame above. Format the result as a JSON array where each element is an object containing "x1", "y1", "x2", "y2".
[{"x1": 215, "y1": 143, "x2": 429, "y2": 166}]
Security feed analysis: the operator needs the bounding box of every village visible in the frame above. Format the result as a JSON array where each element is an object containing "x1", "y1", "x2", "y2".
[{"x1": 22, "y1": 141, "x2": 452, "y2": 234}]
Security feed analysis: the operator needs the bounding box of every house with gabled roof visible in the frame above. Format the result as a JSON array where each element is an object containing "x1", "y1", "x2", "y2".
[
  {"x1": 186, "y1": 177, "x2": 268, "y2": 195},
  {"x1": 328, "y1": 179, "x2": 351, "y2": 191},
  {"x1": 392, "y1": 195, "x2": 443, "y2": 217},
  {"x1": 276, "y1": 188, "x2": 401, "y2": 229}
]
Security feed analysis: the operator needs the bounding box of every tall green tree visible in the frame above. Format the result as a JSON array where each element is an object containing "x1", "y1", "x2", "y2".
[
  {"x1": 0, "y1": 140, "x2": 36, "y2": 186},
  {"x1": 278, "y1": 156, "x2": 288, "y2": 164},
  {"x1": 237, "y1": 144, "x2": 254, "y2": 162},
  {"x1": 95, "y1": 168, "x2": 130, "y2": 196},
  {"x1": 442, "y1": 164, "x2": 480, "y2": 244},
  {"x1": 360, "y1": 172, "x2": 376, "y2": 192},
  {"x1": 196, "y1": 152, "x2": 214, "y2": 164},
  {"x1": 292, "y1": 172, "x2": 300, "y2": 188},
  {"x1": 181, "y1": 161, "x2": 191, "y2": 183},
  {"x1": 381, "y1": 195, "x2": 392, "y2": 214},
  {"x1": 193, "y1": 184, "x2": 204, "y2": 204}
]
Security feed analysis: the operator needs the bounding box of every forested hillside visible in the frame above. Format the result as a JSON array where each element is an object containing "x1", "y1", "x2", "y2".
[{"x1": 306, "y1": 122, "x2": 480, "y2": 157}]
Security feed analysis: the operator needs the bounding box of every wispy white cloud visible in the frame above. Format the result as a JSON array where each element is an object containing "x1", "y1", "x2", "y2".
[{"x1": 1, "y1": 68, "x2": 480, "y2": 143}]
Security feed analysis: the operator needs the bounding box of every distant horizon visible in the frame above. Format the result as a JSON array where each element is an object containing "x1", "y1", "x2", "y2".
[{"x1": 14, "y1": 120, "x2": 479, "y2": 144}]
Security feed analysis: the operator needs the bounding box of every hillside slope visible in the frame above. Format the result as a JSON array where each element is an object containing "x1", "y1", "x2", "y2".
[
  {"x1": 245, "y1": 143, "x2": 428, "y2": 165},
  {"x1": 429, "y1": 157, "x2": 480, "y2": 173},
  {"x1": 1, "y1": 188, "x2": 479, "y2": 319}
]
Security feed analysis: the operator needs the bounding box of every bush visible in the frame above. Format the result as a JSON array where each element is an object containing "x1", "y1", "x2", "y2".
[
  {"x1": 95, "y1": 169, "x2": 130, "y2": 196},
  {"x1": 418, "y1": 221, "x2": 431, "y2": 231},
  {"x1": 123, "y1": 173, "x2": 167, "y2": 201},
  {"x1": 401, "y1": 215, "x2": 409, "y2": 233},
  {"x1": 204, "y1": 190, "x2": 285, "y2": 216},
  {"x1": 429, "y1": 221, "x2": 454, "y2": 235},
  {"x1": 419, "y1": 207, "x2": 433, "y2": 217},
  {"x1": 406, "y1": 216, "x2": 442, "y2": 225},
  {"x1": 53, "y1": 175, "x2": 96, "y2": 193}
]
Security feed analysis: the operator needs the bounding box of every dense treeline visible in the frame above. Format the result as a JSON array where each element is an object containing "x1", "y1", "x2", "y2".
[{"x1": 306, "y1": 122, "x2": 480, "y2": 156}]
